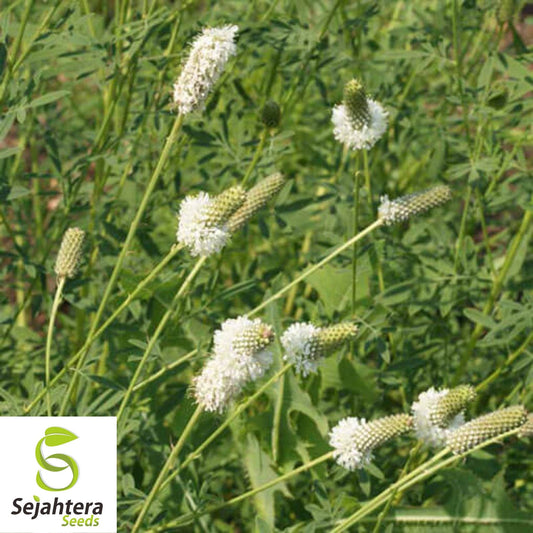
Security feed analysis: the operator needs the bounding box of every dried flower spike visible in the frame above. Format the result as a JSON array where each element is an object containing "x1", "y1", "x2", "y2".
[
  {"x1": 177, "y1": 185, "x2": 245, "y2": 257},
  {"x1": 447, "y1": 405, "x2": 528, "y2": 455},
  {"x1": 193, "y1": 317, "x2": 274, "y2": 413},
  {"x1": 378, "y1": 185, "x2": 452, "y2": 226},
  {"x1": 173, "y1": 25, "x2": 238, "y2": 115},
  {"x1": 261, "y1": 100, "x2": 281, "y2": 129},
  {"x1": 281, "y1": 322, "x2": 358, "y2": 376},
  {"x1": 227, "y1": 172, "x2": 286, "y2": 233},
  {"x1": 412, "y1": 385, "x2": 476, "y2": 447},
  {"x1": 330, "y1": 414, "x2": 413, "y2": 471},
  {"x1": 332, "y1": 78, "x2": 388, "y2": 151},
  {"x1": 54, "y1": 227, "x2": 85, "y2": 279}
]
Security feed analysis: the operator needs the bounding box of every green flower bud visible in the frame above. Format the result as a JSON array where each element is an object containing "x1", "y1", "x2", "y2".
[
  {"x1": 316, "y1": 323, "x2": 359, "y2": 358},
  {"x1": 447, "y1": 405, "x2": 528, "y2": 454},
  {"x1": 227, "y1": 172, "x2": 286, "y2": 233},
  {"x1": 430, "y1": 385, "x2": 476, "y2": 428},
  {"x1": 378, "y1": 185, "x2": 452, "y2": 226},
  {"x1": 261, "y1": 100, "x2": 281, "y2": 129},
  {"x1": 344, "y1": 79, "x2": 370, "y2": 130},
  {"x1": 204, "y1": 185, "x2": 246, "y2": 228},
  {"x1": 54, "y1": 228, "x2": 85, "y2": 279}
]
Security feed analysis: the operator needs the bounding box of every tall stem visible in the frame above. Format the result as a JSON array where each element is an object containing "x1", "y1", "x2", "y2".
[
  {"x1": 116, "y1": 257, "x2": 206, "y2": 423},
  {"x1": 59, "y1": 113, "x2": 184, "y2": 415},
  {"x1": 44, "y1": 277, "x2": 66, "y2": 416},
  {"x1": 352, "y1": 164, "x2": 361, "y2": 314},
  {"x1": 131, "y1": 405, "x2": 204, "y2": 533},
  {"x1": 241, "y1": 128, "x2": 268, "y2": 186}
]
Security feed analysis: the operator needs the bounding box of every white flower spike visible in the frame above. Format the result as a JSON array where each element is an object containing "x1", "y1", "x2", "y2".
[
  {"x1": 332, "y1": 79, "x2": 388, "y2": 151},
  {"x1": 173, "y1": 25, "x2": 238, "y2": 115}
]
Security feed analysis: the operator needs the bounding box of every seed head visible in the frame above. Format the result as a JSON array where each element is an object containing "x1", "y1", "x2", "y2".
[
  {"x1": 281, "y1": 322, "x2": 357, "y2": 376},
  {"x1": 412, "y1": 385, "x2": 476, "y2": 447},
  {"x1": 330, "y1": 414, "x2": 413, "y2": 471},
  {"x1": 193, "y1": 317, "x2": 275, "y2": 413},
  {"x1": 261, "y1": 100, "x2": 281, "y2": 129},
  {"x1": 177, "y1": 186, "x2": 245, "y2": 257},
  {"x1": 54, "y1": 227, "x2": 85, "y2": 279},
  {"x1": 447, "y1": 405, "x2": 528, "y2": 455},
  {"x1": 173, "y1": 25, "x2": 238, "y2": 115},
  {"x1": 332, "y1": 79, "x2": 388, "y2": 151},
  {"x1": 227, "y1": 172, "x2": 286, "y2": 233},
  {"x1": 378, "y1": 185, "x2": 452, "y2": 226}
]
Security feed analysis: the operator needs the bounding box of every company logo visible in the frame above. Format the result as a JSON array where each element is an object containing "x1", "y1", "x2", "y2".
[
  {"x1": 0, "y1": 417, "x2": 116, "y2": 532},
  {"x1": 35, "y1": 427, "x2": 79, "y2": 492}
]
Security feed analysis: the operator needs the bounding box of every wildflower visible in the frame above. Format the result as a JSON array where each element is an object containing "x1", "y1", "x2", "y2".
[
  {"x1": 330, "y1": 414, "x2": 413, "y2": 471},
  {"x1": 177, "y1": 185, "x2": 245, "y2": 257},
  {"x1": 281, "y1": 322, "x2": 357, "y2": 376},
  {"x1": 173, "y1": 25, "x2": 238, "y2": 115},
  {"x1": 412, "y1": 385, "x2": 476, "y2": 447},
  {"x1": 54, "y1": 227, "x2": 85, "y2": 279},
  {"x1": 261, "y1": 100, "x2": 281, "y2": 129},
  {"x1": 447, "y1": 405, "x2": 528, "y2": 454},
  {"x1": 378, "y1": 185, "x2": 452, "y2": 226},
  {"x1": 193, "y1": 317, "x2": 274, "y2": 413},
  {"x1": 332, "y1": 79, "x2": 388, "y2": 151},
  {"x1": 227, "y1": 172, "x2": 286, "y2": 233}
]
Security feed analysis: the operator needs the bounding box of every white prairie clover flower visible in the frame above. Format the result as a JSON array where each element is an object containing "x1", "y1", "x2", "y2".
[
  {"x1": 177, "y1": 185, "x2": 245, "y2": 257},
  {"x1": 412, "y1": 385, "x2": 476, "y2": 447},
  {"x1": 332, "y1": 79, "x2": 388, "y2": 151},
  {"x1": 329, "y1": 414, "x2": 413, "y2": 471},
  {"x1": 447, "y1": 405, "x2": 528, "y2": 454},
  {"x1": 173, "y1": 25, "x2": 238, "y2": 115},
  {"x1": 193, "y1": 317, "x2": 274, "y2": 413},
  {"x1": 54, "y1": 227, "x2": 85, "y2": 279},
  {"x1": 378, "y1": 185, "x2": 452, "y2": 226},
  {"x1": 281, "y1": 322, "x2": 358, "y2": 376}
]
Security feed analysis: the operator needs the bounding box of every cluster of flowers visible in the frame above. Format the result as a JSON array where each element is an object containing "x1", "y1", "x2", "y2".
[{"x1": 330, "y1": 386, "x2": 530, "y2": 471}]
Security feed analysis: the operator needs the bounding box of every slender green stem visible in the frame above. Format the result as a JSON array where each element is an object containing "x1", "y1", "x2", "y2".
[
  {"x1": 58, "y1": 113, "x2": 184, "y2": 415},
  {"x1": 352, "y1": 164, "x2": 361, "y2": 314},
  {"x1": 116, "y1": 257, "x2": 206, "y2": 423},
  {"x1": 250, "y1": 219, "x2": 384, "y2": 317},
  {"x1": 160, "y1": 364, "x2": 293, "y2": 493},
  {"x1": 44, "y1": 277, "x2": 66, "y2": 416},
  {"x1": 453, "y1": 185, "x2": 472, "y2": 273},
  {"x1": 453, "y1": 209, "x2": 532, "y2": 384},
  {"x1": 241, "y1": 129, "x2": 268, "y2": 186},
  {"x1": 332, "y1": 428, "x2": 522, "y2": 532},
  {"x1": 131, "y1": 405, "x2": 204, "y2": 533},
  {"x1": 155, "y1": 451, "x2": 334, "y2": 531},
  {"x1": 23, "y1": 245, "x2": 182, "y2": 414}
]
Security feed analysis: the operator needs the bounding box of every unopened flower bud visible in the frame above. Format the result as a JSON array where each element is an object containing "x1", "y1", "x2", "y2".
[
  {"x1": 378, "y1": 185, "x2": 452, "y2": 226},
  {"x1": 227, "y1": 172, "x2": 286, "y2": 233},
  {"x1": 281, "y1": 322, "x2": 358, "y2": 376},
  {"x1": 54, "y1": 228, "x2": 85, "y2": 279},
  {"x1": 261, "y1": 100, "x2": 281, "y2": 129},
  {"x1": 344, "y1": 79, "x2": 370, "y2": 130},
  {"x1": 447, "y1": 405, "x2": 527, "y2": 455},
  {"x1": 412, "y1": 385, "x2": 476, "y2": 447},
  {"x1": 330, "y1": 414, "x2": 413, "y2": 471}
]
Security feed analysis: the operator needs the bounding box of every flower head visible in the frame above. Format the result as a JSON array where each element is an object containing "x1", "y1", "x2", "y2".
[
  {"x1": 412, "y1": 385, "x2": 476, "y2": 447},
  {"x1": 332, "y1": 79, "x2": 388, "y2": 151},
  {"x1": 378, "y1": 185, "x2": 452, "y2": 226},
  {"x1": 330, "y1": 414, "x2": 413, "y2": 471},
  {"x1": 261, "y1": 100, "x2": 281, "y2": 129},
  {"x1": 54, "y1": 227, "x2": 85, "y2": 279},
  {"x1": 518, "y1": 414, "x2": 533, "y2": 438},
  {"x1": 177, "y1": 186, "x2": 245, "y2": 257},
  {"x1": 193, "y1": 317, "x2": 274, "y2": 413},
  {"x1": 173, "y1": 25, "x2": 238, "y2": 115},
  {"x1": 227, "y1": 173, "x2": 286, "y2": 234},
  {"x1": 281, "y1": 322, "x2": 357, "y2": 376},
  {"x1": 447, "y1": 405, "x2": 528, "y2": 455}
]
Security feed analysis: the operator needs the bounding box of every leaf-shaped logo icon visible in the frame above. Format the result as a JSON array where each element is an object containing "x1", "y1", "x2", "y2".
[{"x1": 44, "y1": 427, "x2": 78, "y2": 447}]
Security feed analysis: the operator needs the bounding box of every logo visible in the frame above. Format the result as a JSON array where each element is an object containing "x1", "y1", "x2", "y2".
[
  {"x1": 35, "y1": 427, "x2": 79, "y2": 492},
  {"x1": 0, "y1": 417, "x2": 116, "y2": 532}
]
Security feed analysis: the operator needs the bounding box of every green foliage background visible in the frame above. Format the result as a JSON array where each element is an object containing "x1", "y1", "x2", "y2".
[{"x1": 0, "y1": 0, "x2": 532, "y2": 530}]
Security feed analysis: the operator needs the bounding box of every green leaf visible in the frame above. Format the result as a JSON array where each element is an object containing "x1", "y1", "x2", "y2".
[
  {"x1": 29, "y1": 90, "x2": 71, "y2": 108},
  {"x1": 44, "y1": 427, "x2": 78, "y2": 446}
]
